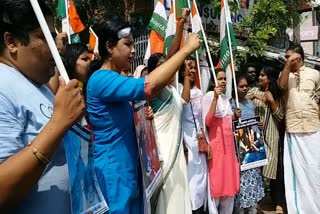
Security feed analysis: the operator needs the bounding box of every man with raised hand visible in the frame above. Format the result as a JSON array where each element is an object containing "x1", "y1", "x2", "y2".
[{"x1": 278, "y1": 44, "x2": 320, "y2": 214}]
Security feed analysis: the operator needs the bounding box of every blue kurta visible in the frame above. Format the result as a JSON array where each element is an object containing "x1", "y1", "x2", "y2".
[{"x1": 86, "y1": 69, "x2": 146, "y2": 214}]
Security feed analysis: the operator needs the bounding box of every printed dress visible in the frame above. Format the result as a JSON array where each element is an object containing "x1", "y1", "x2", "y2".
[{"x1": 232, "y1": 98, "x2": 265, "y2": 209}]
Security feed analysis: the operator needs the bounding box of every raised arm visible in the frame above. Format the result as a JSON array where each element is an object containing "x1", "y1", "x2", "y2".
[
  {"x1": 278, "y1": 53, "x2": 301, "y2": 91},
  {"x1": 148, "y1": 33, "x2": 200, "y2": 97},
  {"x1": 166, "y1": 8, "x2": 190, "y2": 59},
  {"x1": 207, "y1": 87, "x2": 222, "y2": 117},
  {"x1": 181, "y1": 59, "x2": 192, "y2": 103},
  {"x1": 205, "y1": 87, "x2": 223, "y2": 127}
]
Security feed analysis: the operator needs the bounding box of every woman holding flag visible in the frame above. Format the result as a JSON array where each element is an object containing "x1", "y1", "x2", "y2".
[
  {"x1": 202, "y1": 69, "x2": 240, "y2": 214},
  {"x1": 84, "y1": 17, "x2": 201, "y2": 214}
]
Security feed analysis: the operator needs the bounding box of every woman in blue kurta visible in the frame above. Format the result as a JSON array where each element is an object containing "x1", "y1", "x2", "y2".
[{"x1": 84, "y1": 18, "x2": 201, "y2": 214}]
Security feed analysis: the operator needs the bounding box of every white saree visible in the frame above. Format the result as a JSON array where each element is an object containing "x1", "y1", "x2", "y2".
[{"x1": 152, "y1": 86, "x2": 192, "y2": 214}]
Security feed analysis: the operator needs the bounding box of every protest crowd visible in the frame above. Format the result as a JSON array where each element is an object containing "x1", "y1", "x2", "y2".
[{"x1": 0, "y1": 0, "x2": 319, "y2": 214}]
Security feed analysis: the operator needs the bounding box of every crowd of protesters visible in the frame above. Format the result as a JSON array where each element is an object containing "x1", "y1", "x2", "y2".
[{"x1": 0, "y1": 1, "x2": 319, "y2": 214}]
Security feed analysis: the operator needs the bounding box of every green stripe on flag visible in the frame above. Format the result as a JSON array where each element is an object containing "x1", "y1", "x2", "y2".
[
  {"x1": 71, "y1": 34, "x2": 81, "y2": 43},
  {"x1": 149, "y1": 13, "x2": 167, "y2": 38},
  {"x1": 220, "y1": 22, "x2": 237, "y2": 70},
  {"x1": 220, "y1": 36, "x2": 230, "y2": 70},
  {"x1": 57, "y1": 0, "x2": 66, "y2": 18},
  {"x1": 176, "y1": 0, "x2": 189, "y2": 18},
  {"x1": 228, "y1": 22, "x2": 237, "y2": 50},
  {"x1": 197, "y1": 30, "x2": 205, "y2": 54},
  {"x1": 164, "y1": 35, "x2": 174, "y2": 55}
]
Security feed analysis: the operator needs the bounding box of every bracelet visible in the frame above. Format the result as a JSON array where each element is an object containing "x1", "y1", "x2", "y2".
[{"x1": 32, "y1": 148, "x2": 50, "y2": 166}]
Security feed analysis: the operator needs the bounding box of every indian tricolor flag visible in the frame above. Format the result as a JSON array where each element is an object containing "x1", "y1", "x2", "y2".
[
  {"x1": 164, "y1": 0, "x2": 189, "y2": 55},
  {"x1": 67, "y1": 0, "x2": 85, "y2": 33},
  {"x1": 190, "y1": 0, "x2": 210, "y2": 94},
  {"x1": 219, "y1": 0, "x2": 237, "y2": 98},
  {"x1": 191, "y1": 0, "x2": 205, "y2": 55},
  {"x1": 144, "y1": 0, "x2": 167, "y2": 63},
  {"x1": 58, "y1": 0, "x2": 85, "y2": 43},
  {"x1": 88, "y1": 27, "x2": 99, "y2": 60},
  {"x1": 163, "y1": 3, "x2": 175, "y2": 56}
]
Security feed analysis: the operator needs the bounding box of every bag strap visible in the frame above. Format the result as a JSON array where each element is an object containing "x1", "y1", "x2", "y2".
[{"x1": 190, "y1": 102, "x2": 199, "y2": 133}]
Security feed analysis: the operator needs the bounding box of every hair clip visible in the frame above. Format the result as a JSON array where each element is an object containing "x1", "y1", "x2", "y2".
[{"x1": 117, "y1": 27, "x2": 131, "y2": 39}]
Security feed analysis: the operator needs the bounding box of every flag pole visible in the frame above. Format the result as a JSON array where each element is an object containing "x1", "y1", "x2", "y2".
[
  {"x1": 193, "y1": 0, "x2": 224, "y2": 111},
  {"x1": 224, "y1": 0, "x2": 240, "y2": 108},
  {"x1": 193, "y1": 0, "x2": 217, "y2": 86},
  {"x1": 64, "y1": 0, "x2": 71, "y2": 44},
  {"x1": 173, "y1": 0, "x2": 180, "y2": 91},
  {"x1": 187, "y1": 0, "x2": 202, "y2": 90},
  {"x1": 30, "y1": 0, "x2": 70, "y2": 83}
]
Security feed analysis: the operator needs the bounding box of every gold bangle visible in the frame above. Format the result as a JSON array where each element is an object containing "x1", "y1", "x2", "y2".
[{"x1": 32, "y1": 148, "x2": 49, "y2": 166}]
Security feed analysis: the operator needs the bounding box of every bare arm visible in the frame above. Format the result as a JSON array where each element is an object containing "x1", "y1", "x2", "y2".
[
  {"x1": 269, "y1": 99, "x2": 279, "y2": 113},
  {"x1": 265, "y1": 91, "x2": 279, "y2": 113},
  {"x1": 278, "y1": 61, "x2": 291, "y2": 91},
  {"x1": 0, "y1": 79, "x2": 85, "y2": 209},
  {"x1": 207, "y1": 87, "x2": 222, "y2": 116},
  {"x1": 148, "y1": 33, "x2": 201, "y2": 97},
  {"x1": 181, "y1": 60, "x2": 191, "y2": 103},
  {"x1": 166, "y1": 8, "x2": 190, "y2": 59},
  {"x1": 278, "y1": 53, "x2": 301, "y2": 91}
]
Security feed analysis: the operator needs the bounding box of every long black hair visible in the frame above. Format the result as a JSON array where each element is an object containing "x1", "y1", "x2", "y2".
[
  {"x1": 64, "y1": 43, "x2": 88, "y2": 79},
  {"x1": 84, "y1": 18, "x2": 130, "y2": 94},
  {"x1": 261, "y1": 66, "x2": 282, "y2": 101},
  {"x1": 147, "y1": 53, "x2": 164, "y2": 73}
]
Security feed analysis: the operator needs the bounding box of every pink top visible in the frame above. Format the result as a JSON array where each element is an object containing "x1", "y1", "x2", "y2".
[{"x1": 203, "y1": 92, "x2": 240, "y2": 197}]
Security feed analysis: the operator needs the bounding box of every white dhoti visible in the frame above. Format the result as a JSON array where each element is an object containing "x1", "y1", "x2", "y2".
[{"x1": 284, "y1": 131, "x2": 320, "y2": 214}]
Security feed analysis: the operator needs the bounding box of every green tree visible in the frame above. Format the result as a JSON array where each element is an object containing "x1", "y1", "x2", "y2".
[{"x1": 209, "y1": 0, "x2": 311, "y2": 61}]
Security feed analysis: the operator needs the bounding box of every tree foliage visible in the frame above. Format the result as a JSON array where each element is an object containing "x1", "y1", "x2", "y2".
[
  {"x1": 44, "y1": 0, "x2": 149, "y2": 37},
  {"x1": 210, "y1": 0, "x2": 310, "y2": 61},
  {"x1": 44, "y1": 0, "x2": 128, "y2": 26}
]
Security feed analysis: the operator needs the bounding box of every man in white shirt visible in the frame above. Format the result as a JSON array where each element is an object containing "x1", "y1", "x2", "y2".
[{"x1": 278, "y1": 44, "x2": 320, "y2": 214}]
